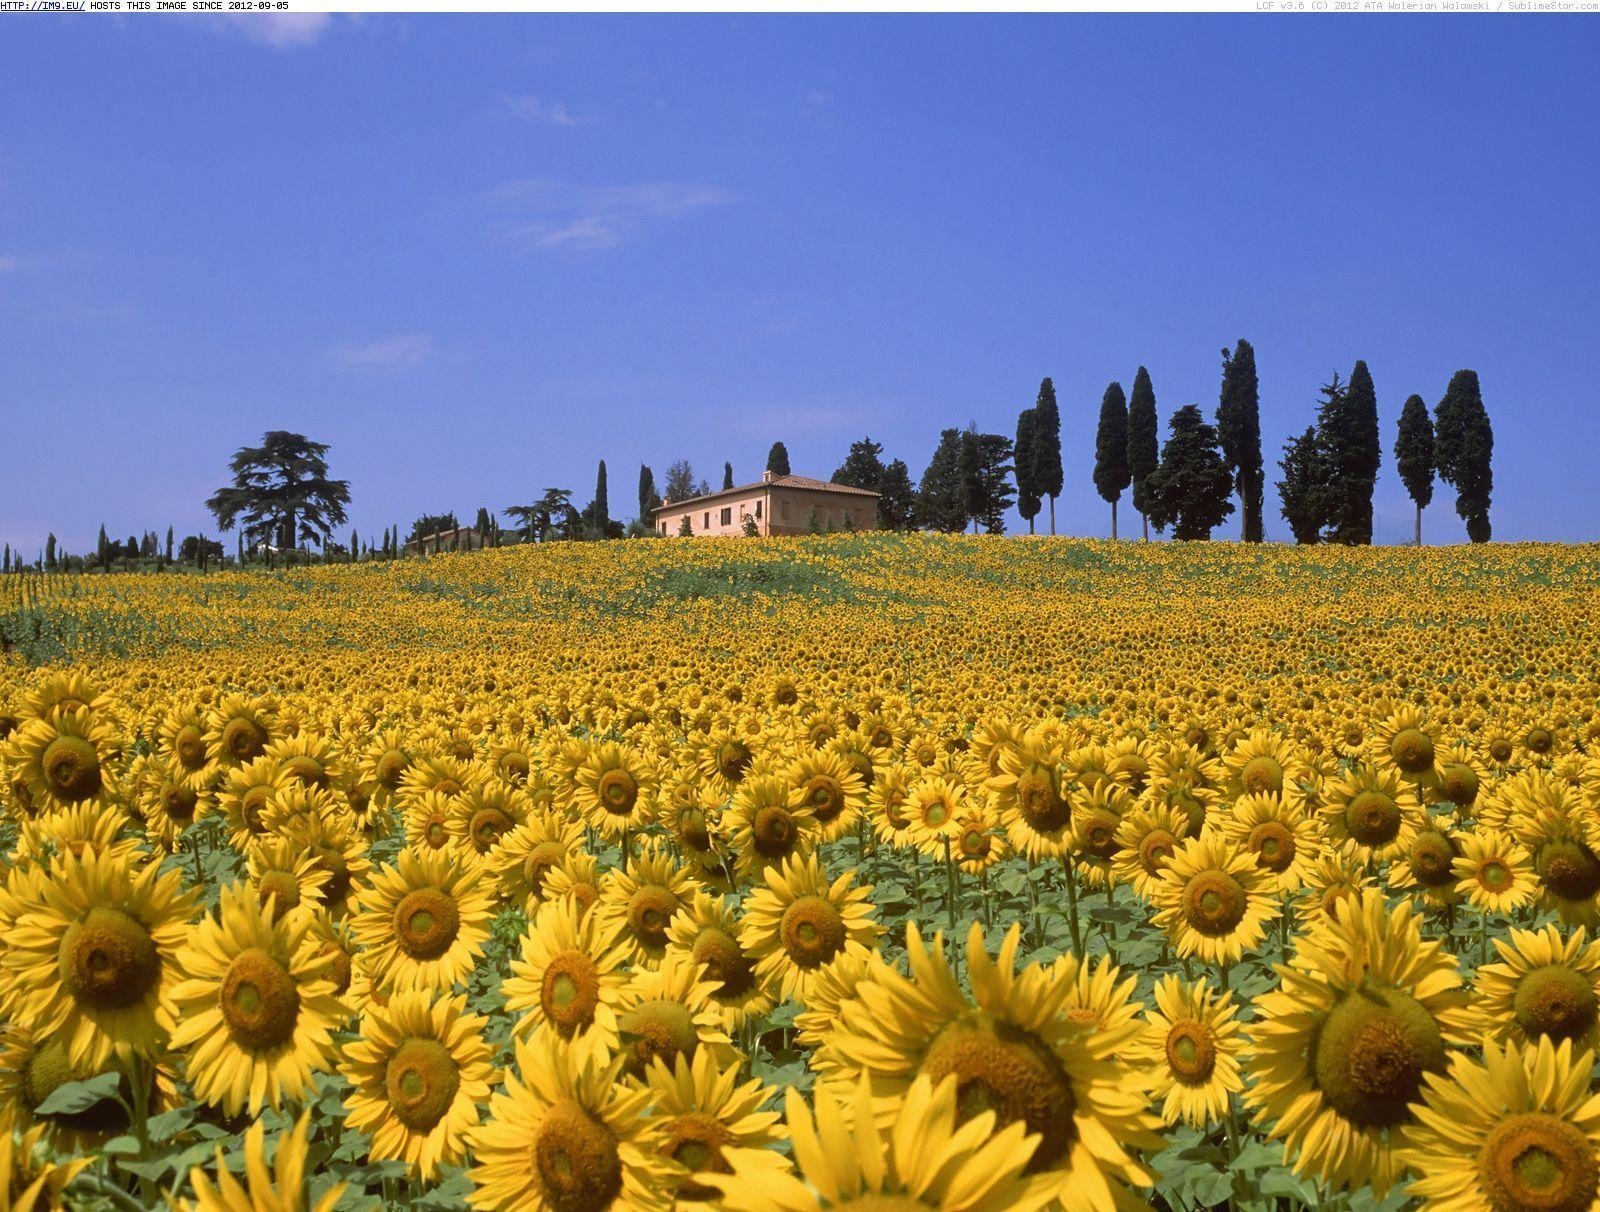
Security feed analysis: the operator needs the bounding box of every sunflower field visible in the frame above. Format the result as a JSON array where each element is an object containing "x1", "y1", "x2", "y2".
[{"x1": 2, "y1": 533, "x2": 1599, "y2": 1211}]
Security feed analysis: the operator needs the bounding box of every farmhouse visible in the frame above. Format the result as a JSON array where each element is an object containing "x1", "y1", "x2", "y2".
[
  {"x1": 653, "y1": 471, "x2": 880, "y2": 537},
  {"x1": 405, "y1": 525, "x2": 482, "y2": 555}
]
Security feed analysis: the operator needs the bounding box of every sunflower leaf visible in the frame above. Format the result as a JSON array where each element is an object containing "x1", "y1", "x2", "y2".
[{"x1": 33, "y1": 1071, "x2": 122, "y2": 1116}]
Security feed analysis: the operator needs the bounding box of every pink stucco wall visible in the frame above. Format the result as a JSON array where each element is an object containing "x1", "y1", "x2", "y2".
[{"x1": 654, "y1": 484, "x2": 878, "y2": 536}]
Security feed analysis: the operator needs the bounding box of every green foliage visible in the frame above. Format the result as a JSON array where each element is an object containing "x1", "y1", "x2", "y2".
[
  {"x1": 1217, "y1": 340, "x2": 1264, "y2": 541},
  {"x1": 765, "y1": 441, "x2": 791, "y2": 476},
  {"x1": 1395, "y1": 394, "x2": 1435, "y2": 512},
  {"x1": 1014, "y1": 408, "x2": 1041, "y2": 531},
  {"x1": 1434, "y1": 369, "x2": 1494, "y2": 543},
  {"x1": 1277, "y1": 425, "x2": 1331, "y2": 545},
  {"x1": 917, "y1": 429, "x2": 968, "y2": 533},
  {"x1": 1126, "y1": 365, "x2": 1160, "y2": 534},
  {"x1": 206, "y1": 431, "x2": 351, "y2": 550},
  {"x1": 876, "y1": 459, "x2": 917, "y2": 531},
  {"x1": 1319, "y1": 360, "x2": 1381, "y2": 545},
  {"x1": 1146, "y1": 405, "x2": 1236, "y2": 540},
  {"x1": 1030, "y1": 378, "x2": 1063, "y2": 533},
  {"x1": 637, "y1": 463, "x2": 662, "y2": 523},
  {"x1": 1094, "y1": 381, "x2": 1131, "y2": 537},
  {"x1": 832, "y1": 436, "x2": 887, "y2": 490}
]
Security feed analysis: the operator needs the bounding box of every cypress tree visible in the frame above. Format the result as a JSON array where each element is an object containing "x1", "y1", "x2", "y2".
[
  {"x1": 1093, "y1": 381, "x2": 1131, "y2": 539},
  {"x1": 1126, "y1": 366, "x2": 1159, "y2": 541},
  {"x1": 1014, "y1": 408, "x2": 1040, "y2": 534},
  {"x1": 592, "y1": 460, "x2": 610, "y2": 535},
  {"x1": 45, "y1": 534, "x2": 57, "y2": 570},
  {"x1": 1394, "y1": 394, "x2": 1435, "y2": 546},
  {"x1": 722, "y1": 462, "x2": 734, "y2": 491},
  {"x1": 638, "y1": 464, "x2": 661, "y2": 523},
  {"x1": 165, "y1": 526, "x2": 174, "y2": 562},
  {"x1": 1145, "y1": 405, "x2": 1236, "y2": 541},
  {"x1": 1030, "y1": 378, "x2": 1063, "y2": 534},
  {"x1": 766, "y1": 442, "x2": 791, "y2": 476},
  {"x1": 2, "y1": 545, "x2": 9, "y2": 574},
  {"x1": 1324, "y1": 359, "x2": 1380, "y2": 544},
  {"x1": 97, "y1": 524, "x2": 110, "y2": 571},
  {"x1": 1217, "y1": 339, "x2": 1264, "y2": 541},
  {"x1": 1434, "y1": 370, "x2": 1493, "y2": 543}
]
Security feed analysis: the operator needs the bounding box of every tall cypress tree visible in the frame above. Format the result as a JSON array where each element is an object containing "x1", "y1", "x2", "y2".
[
  {"x1": 766, "y1": 442, "x2": 791, "y2": 476},
  {"x1": 1217, "y1": 339, "x2": 1264, "y2": 541},
  {"x1": 591, "y1": 460, "x2": 610, "y2": 535},
  {"x1": 1434, "y1": 370, "x2": 1493, "y2": 543},
  {"x1": 638, "y1": 464, "x2": 661, "y2": 523},
  {"x1": 1014, "y1": 408, "x2": 1040, "y2": 534},
  {"x1": 1394, "y1": 394, "x2": 1435, "y2": 546},
  {"x1": 1325, "y1": 359, "x2": 1381, "y2": 544},
  {"x1": 1093, "y1": 381, "x2": 1131, "y2": 539},
  {"x1": 1126, "y1": 366, "x2": 1159, "y2": 541},
  {"x1": 722, "y1": 462, "x2": 734, "y2": 491},
  {"x1": 1030, "y1": 378, "x2": 1063, "y2": 534}
]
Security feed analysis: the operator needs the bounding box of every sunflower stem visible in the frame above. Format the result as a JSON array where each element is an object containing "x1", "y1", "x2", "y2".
[
  {"x1": 1479, "y1": 906, "x2": 1489, "y2": 969},
  {"x1": 127, "y1": 1055, "x2": 155, "y2": 1205},
  {"x1": 1025, "y1": 856, "x2": 1042, "y2": 950},
  {"x1": 979, "y1": 868, "x2": 992, "y2": 930},
  {"x1": 941, "y1": 837, "x2": 958, "y2": 932},
  {"x1": 1062, "y1": 855, "x2": 1083, "y2": 955}
]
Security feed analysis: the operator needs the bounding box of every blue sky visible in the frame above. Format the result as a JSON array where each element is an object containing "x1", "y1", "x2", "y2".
[{"x1": 3, "y1": 14, "x2": 1597, "y2": 554}]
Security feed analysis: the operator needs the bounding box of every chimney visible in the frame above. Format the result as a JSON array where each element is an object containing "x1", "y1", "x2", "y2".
[{"x1": 762, "y1": 470, "x2": 777, "y2": 484}]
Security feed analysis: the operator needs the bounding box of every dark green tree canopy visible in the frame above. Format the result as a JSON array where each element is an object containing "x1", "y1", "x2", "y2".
[
  {"x1": 408, "y1": 512, "x2": 459, "y2": 543},
  {"x1": 877, "y1": 459, "x2": 917, "y2": 531},
  {"x1": 1145, "y1": 405, "x2": 1236, "y2": 541},
  {"x1": 1395, "y1": 394, "x2": 1435, "y2": 511},
  {"x1": 1094, "y1": 381, "x2": 1131, "y2": 506},
  {"x1": 664, "y1": 460, "x2": 697, "y2": 503},
  {"x1": 1434, "y1": 369, "x2": 1493, "y2": 542},
  {"x1": 1321, "y1": 359, "x2": 1380, "y2": 545},
  {"x1": 1030, "y1": 378, "x2": 1063, "y2": 499},
  {"x1": 206, "y1": 431, "x2": 351, "y2": 549},
  {"x1": 957, "y1": 426, "x2": 1016, "y2": 534},
  {"x1": 765, "y1": 442, "x2": 791, "y2": 477},
  {"x1": 638, "y1": 464, "x2": 662, "y2": 521},
  {"x1": 832, "y1": 437, "x2": 887, "y2": 490},
  {"x1": 1127, "y1": 366, "x2": 1160, "y2": 523},
  {"x1": 1014, "y1": 408, "x2": 1041, "y2": 529},
  {"x1": 722, "y1": 462, "x2": 734, "y2": 491},
  {"x1": 917, "y1": 429, "x2": 968, "y2": 533},
  {"x1": 1277, "y1": 425, "x2": 1332, "y2": 545},
  {"x1": 1216, "y1": 340, "x2": 1264, "y2": 541}
]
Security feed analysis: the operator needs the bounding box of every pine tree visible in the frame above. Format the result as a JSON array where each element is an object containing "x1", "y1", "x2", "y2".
[
  {"x1": 1217, "y1": 339, "x2": 1264, "y2": 541},
  {"x1": 1145, "y1": 405, "x2": 1236, "y2": 541},
  {"x1": 1093, "y1": 381, "x2": 1131, "y2": 539},
  {"x1": 1014, "y1": 408, "x2": 1040, "y2": 534},
  {"x1": 1434, "y1": 369, "x2": 1494, "y2": 543},
  {"x1": 832, "y1": 437, "x2": 887, "y2": 490},
  {"x1": 1030, "y1": 378, "x2": 1063, "y2": 534},
  {"x1": 1277, "y1": 426, "x2": 1331, "y2": 545},
  {"x1": 664, "y1": 461, "x2": 696, "y2": 502},
  {"x1": 722, "y1": 462, "x2": 734, "y2": 491},
  {"x1": 1394, "y1": 393, "x2": 1435, "y2": 546},
  {"x1": 1126, "y1": 366, "x2": 1160, "y2": 541},
  {"x1": 917, "y1": 429, "x2": 968, "y2": 533},
  {"x1": 877, "y1": 459, "x2": 916, "y2": 531},
  {"x1": 766, "y1": 442, "x2": 791, "y2": 477},
  {"x1": 638, "y1": 464, "x2": 661, "y2": 521}
]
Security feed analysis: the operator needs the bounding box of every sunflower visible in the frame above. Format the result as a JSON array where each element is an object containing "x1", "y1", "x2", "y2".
[
  {"x1": 740, "y1": 853, "x2": 882, "y2": 1005},
  {"x1": 819, "y1": 922, "x2": 1161, "y2": 1209},
  {"x1": 14, "y1": 801, "x2": 142, "y2": 868},
  {"x1": 350, "y1": 846, "x2": 494, "y2": 992},
  {"x1": 167, "y1": 882, "x2": 346, "y2": 1114},
  {"x1": 1068, "y1": 781, "x2": 1134, "y2": 887},
  {"x1": 952, "y1": 801, "x2": 1008, "y2": 875},
  {"x1": 264, "y1": 730, "x2": 345, "y2": 792},
  {"x1": 1370, "y1": 703, "x2": 1442, "y2": 785},
  {"x1": 1475, "y1": 924, "x2": 1600, "y2": 1051},
  {"x1": 1387, "y1": 814, "x2": 1465, "y2": 908},
  {"x1": 501, "y1": 896, "x2": 630, "y2": 1067},
  {"x1": 1510, "y1": 782, "x2": 1600, "y2": 926},
  {"x1": 245, "y1": 834, "x2": 332, "y2": 924},
  {"x1": 1129, "y1": 974, "x2": 1245, "y2": 1129},
  {"x1": 0, "y1": 1023, "x2": 163, "y2": 1151},
  {"x1": 794, "y1": 951, "x2": 873, "y2": 1055},
  {"x1": 1049, "y1": 951, "x2": 1145, "y2": 1050},
  {"x1": 215, "y1": 755, "x2": 289, "y2": 853},
  {"x1": 1149, "y1": 832, "x2": 1280, "y2": 966},
  {"x1": 1397, "y1": 1037, "x2": 1600, "y2": 1212},
  {"x1": 657, "y1": 780, "x2": 725, "y2": 879},
  {"x1": 490, "y1": 812, "x2": 586, "y2": 910},
  {"x1": 1222, "y1": 730, "x2": 1311, "y2": 803},
  {"x1": 594, "y1": 841, "x2": 696, "y2": 967},
  {"x1": 1110, "y1": 803, "x2": 1191, "y2": 900},
  {"x1": 664, "y1": 892, "x2": 772, "y2": 1031},
  {"x1": 447, "y1": 779, "x2": 529, "y2": 861},
  {"x1": 866, "y1": 763, "x2": 915, "y2": 847},
  {"x1": 573, "y1": 741, "x2": 660, "y2": 841},
  {"x1": 1146, "y1": 744, "x2": 1227, "y2": 836},
  {"x1": 1319, "y1": 764, "x2": 1424, "y2": 866},
  {"x1": 696, "y1": 726, "x2": 755, "y2": 796},
  {"x1": 989, "y1": 731, "x2": 1074, "y2": 860},
  {"x1": 724, "y1": 774, "x2": 818, "y2": 885},
  {"x1": 903, "y1": 774, "x2": 965, "y2": 858},
  {"x1": 1452, "y1": 827, "x2": 1537, "y2": 914},
  {"x1": 545, "y1": 852, "x2": 605, "y2": 920},
  {"x1": 128, "y1": 753, "x2": 207, "y2": 853},
  {"x1": 487, "y1": 735, "x2": 538, "y2": 787},
  {"x1": 340, "y1": 989, "x2": 496, "y2": 1179},
  {"x1": 1221, "y1": 792, "x2": 1319, "y2": 893},
  {"x1": 642, "y1": 1050, "x2": 785, "y2": 1209},
  {"x1": 1297, "y1": 850, "x2": 1373, "y2": 928},
  {"x1": 178, "y1": 1110, "x2": 344, "y2": 1212},
  {"x1": 0, "y1": 1123, "x2": 92, "y2": 1212},
  {"x1": 1430, "y1": 742, "x2": 1489, "y2": 817},
  {"x1": 404, "y1": 788, "x2": 458, "y2": 854},
  {"x1": 397, "y1": 753, "x2": 478, "y2": 807},
  {"x1": 615, "y1": 949, "x2": 738, "y2": 1079},
  {"x1": 1, "y1": 849, "x2": 197, "y2": 1067},
  {"x1": 467, "y1": 1027, "x2": 671, "y2": 1212},
  {"x1": 1246, "y1": 890, "x2": 1476, "y2": 1197},
  {"x1": 203, "y1": 693, "x2": 275, "y2": 768},
  {"x1": 706, "y1": 1072, "x2": 1057, "y2": 1212},
  {"x1": 785, "y1": 749, "x2": 867, "y2": 846},
  {"x1": 5, "y1": 707, "x2": 121, "y2": 815}
]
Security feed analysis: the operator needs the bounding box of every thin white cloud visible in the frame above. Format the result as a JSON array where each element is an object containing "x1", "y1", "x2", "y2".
[
  {"x1": 487, "y1": 181, "x2": 737, "y2": 253},
  {"x1": 332, "y1": 333, "x2": 433, "y2": 372},
  {"x1": 498, "y1": 94, "x2": 590, "y2": 127},
  {"x1": 222, "y1": 14, "x2": 334, "y2": 49}
]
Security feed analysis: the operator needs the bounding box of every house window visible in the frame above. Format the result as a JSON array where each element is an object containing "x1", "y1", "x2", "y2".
[
  {"x1": 755, "y1": 500, "x2": 762, "y2": 519},
  {"x1": 720, "y1": 507, "x2": 732, "y2": 526}
]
